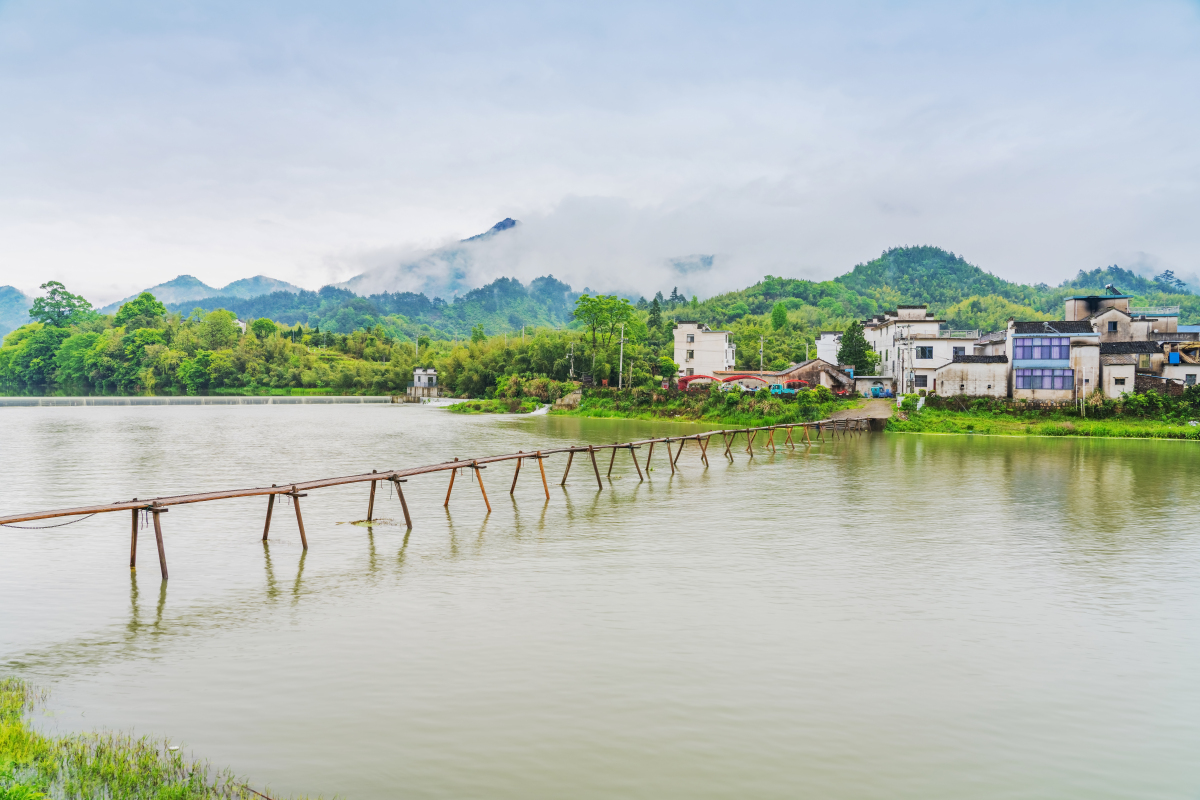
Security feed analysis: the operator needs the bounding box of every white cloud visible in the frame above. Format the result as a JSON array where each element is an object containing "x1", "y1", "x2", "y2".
[{"x1": 0, "y1": 0, "x2": 1198, "y2": 305}]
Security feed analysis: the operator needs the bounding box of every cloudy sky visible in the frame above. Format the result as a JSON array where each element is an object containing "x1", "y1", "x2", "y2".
[{"x1": 1, "y1": 0, "x2": 1198, "y2": 304}]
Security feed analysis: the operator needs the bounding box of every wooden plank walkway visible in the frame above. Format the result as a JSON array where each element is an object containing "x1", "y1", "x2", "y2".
[{"x1": 1, "y1": 417, "x2": 875, "y2": 579}]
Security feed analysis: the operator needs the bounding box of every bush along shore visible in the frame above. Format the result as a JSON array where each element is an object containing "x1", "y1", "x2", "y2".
[
  {"x1": 448, "y1": 397, "x2": 543, "y2": 414},
  {"x1": 552, "y1": 384, "x2": 857, "y2": 426},
  {"x1": 887, "y1": 391, "x2": 1200, "y2": 440},
  {"x1": 0, "y1": 678, "x2": 302, "y2": 800}
]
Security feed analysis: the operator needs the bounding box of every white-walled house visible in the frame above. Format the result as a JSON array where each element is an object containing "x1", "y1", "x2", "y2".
[
  {"x1": 407, "y1": 367, "x2": 439, "y2": 399},
  {"x1": 674, "y1": 322, "x2": 736, "y2": 377},
  {"x1": 815, "y1": 332, "x2": 841, "y2": 364},
  {"x1": 863, "y1": 306, "x2": 978, "y2": 394}
]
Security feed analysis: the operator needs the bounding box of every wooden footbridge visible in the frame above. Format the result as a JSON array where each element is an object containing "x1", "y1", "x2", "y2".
[{"x1": 0, "y1": 417, "x2": 875, "y2": 580}]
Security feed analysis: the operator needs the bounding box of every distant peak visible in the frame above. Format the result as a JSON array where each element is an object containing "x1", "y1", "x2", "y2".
[{"x1": 462, "y1": 218, "x2": 519, "y2": 242}]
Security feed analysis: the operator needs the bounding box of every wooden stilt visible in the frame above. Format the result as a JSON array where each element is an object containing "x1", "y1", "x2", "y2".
[
  {"x1": 723, "y1": 432, "x2": 733, "y2": 458},
  {"x1": 392, "y1": 477, "x2": 412, "y2": 528},
  {"x1": 630, "y1": 446, "x2": 644, "y2": 481},
  {"x1": 444, "y1": 457, "x2": 459, "y2": 507},
  {"x1": 262, "y1": 486, "x2": 276, "y2": 541},
  {"x1": 767, "y1": 428, "x2": 776, "y2": 452},
  {"x1": 699, "y1": 436, "x2": 710, "y2": 466},
  {"x1": 536, "y1": 451, "x2": 550, "y2": 499},
  {"x1": 560, "y1": 450, "x2": 574, "y2": 485},
  {"x1": 289, "y1": 490, "x2": 308, "y2": 550},
  {"x1": 510, "y1": 451, "x2": 523, "y2": 495},
  {"x1": 785, "y1": 427, "x2": 794, "y2": 448},
  {"x1": 747, "y1": 430, "x2": 756, "y2": 456},
  {"x1": 644, "y1": 441, "x2": 655, "y2": 473},
  {"x1": 607, "y1": 444, "x2": 618, "y2": 477},
  {"x1": 588, "y1": 445, "x2": 603, "y2": 489},
  {"x1": 150, "y1": 505, "x2": 168, "y2": 581},
  {"x1": 367, "y1": 470, "x2": 377, "y2": 521},
  {"x1": 129, "y1": 505, "x2": 138, "y2": 569},
  {"x1": 673, "y1": 438, "x2": 687, "y2": 466},
  {"x1": 472, "y1": 462, "x2": 492, "y2": 513},
  {"x1": 667, "y1": 439, "x2": 675, "y2": 474}
]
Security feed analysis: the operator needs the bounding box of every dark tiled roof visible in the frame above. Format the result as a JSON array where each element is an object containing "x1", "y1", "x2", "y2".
[
  {"x1": 1100, "y1": 341, "x2": 1161, "y2": 354},
  {"x1": 1013, "y1": 320, "x2": 1095, "y2": 334},
  {"x1": 952, "y1": 355, "x2": 1008, "y2": 363}
]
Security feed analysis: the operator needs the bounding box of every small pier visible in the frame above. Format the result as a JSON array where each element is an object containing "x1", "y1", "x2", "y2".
[{"x1": 0, "y1": 417, "x2": 876, "y2": 580}]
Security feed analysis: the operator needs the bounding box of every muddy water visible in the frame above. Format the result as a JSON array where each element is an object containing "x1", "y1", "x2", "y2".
[{"x1": 2, "y1": 405, "x2": 1199, "y2": 799}]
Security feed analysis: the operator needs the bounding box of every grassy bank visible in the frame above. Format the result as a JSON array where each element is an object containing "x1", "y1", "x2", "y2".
[
  {"x1": 0, "y1": 678, "x2": 301, "y2": 800},
  {"x1": 888, "y1": 402, "x2": 1200, "y2": 440},
  {"x1": 447, "y1": 397, "x2": 542, "y2": 414},
  {"x1": 552, "y1": 386, "x2": 857, "y2": 426}
]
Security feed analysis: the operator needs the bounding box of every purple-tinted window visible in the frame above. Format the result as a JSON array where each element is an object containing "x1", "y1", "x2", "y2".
[
  {"x1": 1014, "y1": 337, "x2": 1069, "y2": 360},
  {"x1": 1015, "y1": 368, "x2": 1074, "y2": 390}
]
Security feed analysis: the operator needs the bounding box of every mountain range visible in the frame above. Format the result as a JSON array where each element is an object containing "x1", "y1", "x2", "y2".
[{"x1": 2, "y1": 218, "x2": 1197, "y2": 342}]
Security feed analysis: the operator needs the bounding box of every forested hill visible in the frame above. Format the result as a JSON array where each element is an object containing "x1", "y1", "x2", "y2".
[
  {"x1": 666, "y1": 247, "x2": 1199, "y2": 335},
  {"x1": 168, "y1": 275, "x2": 578, "y2": 338}
]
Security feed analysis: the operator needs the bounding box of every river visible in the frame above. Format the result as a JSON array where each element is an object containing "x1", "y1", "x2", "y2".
[{"x1": 2, "y1": 404, "x2": 1199, "y2": 799}]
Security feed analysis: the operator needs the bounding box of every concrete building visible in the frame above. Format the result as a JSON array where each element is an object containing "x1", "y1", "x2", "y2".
[
  {"x1": 674, "y1": 321, "x2": 736, "y2": 377},
  {"x1": 1008, "y1": 320, "x2": 1099, "y2": 401},
  {"x1": 815, "y1": 332, "x2": 841, "y2": 364},
  {"x1": 407, "y1": 367, "x2": 439, "y2": 400},
  {"x1": 934, "y1": 355, "x2": 1009, "y2": 398},
  {"x1": 863, "y1": 306, "x2": 978, "y2": 394}
]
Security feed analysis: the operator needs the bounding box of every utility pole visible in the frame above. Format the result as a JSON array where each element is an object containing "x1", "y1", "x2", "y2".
[
  {"x1": 618, "y1": 323, "x2": 625, "y2": 390},
  {"x1": 759, "y1": 334, "x2": 764, "y2": 374}
]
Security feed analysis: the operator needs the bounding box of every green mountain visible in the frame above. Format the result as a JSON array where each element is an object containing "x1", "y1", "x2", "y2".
[
  {"x1": 0, "y1": 286, "x2": 32, "y2": 341},
  {"x1": 99, "y1": 274, "x2": 301, "y2": 314},
  {"x1": 167, "y1": 275, "x2": 578, "y2": 338}
]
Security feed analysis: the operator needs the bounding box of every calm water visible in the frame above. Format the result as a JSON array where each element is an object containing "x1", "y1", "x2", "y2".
[{"x1": 2, "y1": 406, "x2": 1199, "y2": 799}]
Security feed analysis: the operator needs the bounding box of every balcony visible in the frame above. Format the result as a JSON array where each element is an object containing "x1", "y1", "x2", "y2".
[{"x1": 1129, "y1": 306, "x2": 1180, "y2": 317}]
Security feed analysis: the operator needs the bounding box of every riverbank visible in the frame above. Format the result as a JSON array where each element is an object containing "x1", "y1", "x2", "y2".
[
  {"x1": 0, "y1": 679, "x2": 297, "y2": 799},
  {"x1": 550, "y1": 387, "x2": 859, "y2": 426},
  {"x1": 447, "y1": 397, "x2": 541, "y2": 414},
  {"x1": 887, "y1": 406, "x2": 1200, "y2": 440}
]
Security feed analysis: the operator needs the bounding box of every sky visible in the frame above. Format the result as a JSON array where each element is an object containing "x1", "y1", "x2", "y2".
[{"x1": 1, "y1": 0, "x2": 1198, "y2": 305}]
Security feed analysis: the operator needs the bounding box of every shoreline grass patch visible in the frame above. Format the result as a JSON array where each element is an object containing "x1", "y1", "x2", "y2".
[{"x1": 0, "y1": 678, "x2": 306, "y2": 799}]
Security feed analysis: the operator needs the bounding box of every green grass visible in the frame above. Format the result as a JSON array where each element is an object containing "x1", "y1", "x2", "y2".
[
  {"x1": 888, "y1": 407, "x2": 1200, "y2": 440},
  {"x1": 447, "y1": 397, "x2": 542, "y2": 414},
  {"x1": 552, "y1": 388, "x2": 858, "y2": 427},
  {"x1": 0, "y1": 678, "x2": 310, "y2": 799}
]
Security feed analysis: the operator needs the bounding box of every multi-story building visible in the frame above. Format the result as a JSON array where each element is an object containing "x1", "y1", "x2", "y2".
[
  {"x1": 863, "y1": 306, "x2": 979, "y2": 394},
  {"x1": 673, "y1": 321, "x2": 736, "y2": 377}
]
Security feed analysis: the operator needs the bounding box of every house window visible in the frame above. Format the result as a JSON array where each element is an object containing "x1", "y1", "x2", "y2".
[
  {"x1": 953, "y1": 347, "x2": 965, "y2": 357},
  {"x1": 1108, "y1": 321, "x2": 1118, "y2": 332},
  {"x1": 915, "y1": 347, "x2": 933, "y2": 359},
  {"x1": 1015, "y1": 368, "x2": 1074, "y2": 389},
  {"x1": 686, "y1": 349, "x2": 694, "y2": 361},
  {"x1": 1187, "y1": 374, "x2": 1197, "y2": 386},
  {"x1": 686, "y1": 334, "x2": 695, "y2": 343},
  {"x1": 1114, "y1": 377, "x2": 1126, "y2": 386},
  {"x1": 1138, "y1": 354, "x2": 1152, "y2": 369},
  {"x1": 914, "y1": 375, "x2": 928, "y2": 388},
  {"x1": 686, "y1": 368, "x2": 694, "y2": 376},
  {"x1": 1013, "y1": 337, "x2": 1069, "y2": 360}
]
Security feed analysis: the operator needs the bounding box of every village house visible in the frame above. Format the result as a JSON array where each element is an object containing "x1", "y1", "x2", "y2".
[
  {"x1": 673, "y1": 321, "x2": 736, "y2": 377},
  {"x1": 1006, "y1": 320, "x2": 1100, "y2": 401},
  {"x1": 863, "y1": 306, "x2": 978, "y2": 394}
]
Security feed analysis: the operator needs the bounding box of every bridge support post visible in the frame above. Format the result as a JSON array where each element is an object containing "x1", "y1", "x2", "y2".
[
  {"x1": 287, "y1": 488, "x2": 308, "y2": 549},
  {"x1": 536, "y1": 451, "x2": 550, "y2": 499},
  {"x1": 129, "y1": 505, "x2": 138, "y2": 569},
  {"x1": 510, "y1": 452, "x2": 523, "y2": 495},
  {"x1": 746, "y1": 430, "x2": 756, "y2": 456},
  {"x1": 472, "y1": 462, "x2": 491, "y2": 513},
  {"x1": 150, "y1": 505, "x2": 168, "y2": 581},
  {"x1": 644, "y1": 441, "x2": 655, "y2": 474},
  {"x1": 391, "y1": 477, "x2": 412, "y2": 528},
  {"x1": 444, "y1": 457, "x2": 459, "y2": 506},
  {"x1": 673, "y1": 438, "x2": 686, "y2": 467},
  {"x1": 699, "y1": 436, "x2": 709, "y2": 466},
  {"x1": 367, "y1": 470, "x2": 377, "y2": 521},
  {"x1": 588, "y1": 446, "x2": 603, "y2": 489},
  {"x1": 629, "y1": 445, "x2": 644, "y2": 481},
  {"x1": 262, "y1": 486, "x2": 277, "y2": 541},
  {"x1": 723, "y1": 433, "x2": 733, "y2": 459},
  {"x1": 560, "y1": 451, "x2": 574, "y2": 485},
  {"x1": 607, "y1": 444, "x2": 618, "y2": 477}
]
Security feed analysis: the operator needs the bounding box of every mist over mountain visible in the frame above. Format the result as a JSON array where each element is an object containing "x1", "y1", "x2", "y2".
[{"x1": 97, "y1": 274, "x2": 301, "y2": 314}]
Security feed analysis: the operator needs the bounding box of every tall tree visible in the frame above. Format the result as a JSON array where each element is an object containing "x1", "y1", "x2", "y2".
[
  {"x1": 648, "y1": 297, "x2": 663, "y2": 331},
  {"x1": 771, "y1": 302, "x2": 788, "y2": 330},
  {"x1": 29, "y1": 281, "x2": 93, "y2": 327},
  {"x1": 836, "y1": 320, "x2": 876, "y2": 374},
  {"x1": 114, "y1": 292, "x2": 167, "y2": 329}
]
